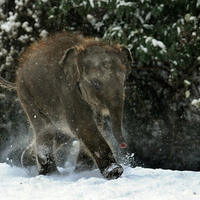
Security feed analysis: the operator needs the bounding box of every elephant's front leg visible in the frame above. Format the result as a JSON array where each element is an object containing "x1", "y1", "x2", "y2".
[{"x1": 77, "y1": 123, "x2": 123, "y2": 179}]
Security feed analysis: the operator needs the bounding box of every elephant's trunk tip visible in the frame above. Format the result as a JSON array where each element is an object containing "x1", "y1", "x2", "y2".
[{"x1": 120, "y1": 143, "x2": 127, "y2": 148}]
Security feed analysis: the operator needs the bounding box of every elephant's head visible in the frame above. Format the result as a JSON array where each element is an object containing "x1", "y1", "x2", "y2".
[{"x1": 59, "y1": 42, "x2": 133, "y2": 148}]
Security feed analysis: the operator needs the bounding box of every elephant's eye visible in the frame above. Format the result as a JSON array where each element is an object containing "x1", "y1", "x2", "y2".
[{"x1": 92, "y1": 79, "x2": 101, "y2": 90}]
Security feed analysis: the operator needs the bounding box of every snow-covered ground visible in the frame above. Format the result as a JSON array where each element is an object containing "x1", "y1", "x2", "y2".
[{"x1": 0, "y1": 163, "x2": 200, "y2": 200}]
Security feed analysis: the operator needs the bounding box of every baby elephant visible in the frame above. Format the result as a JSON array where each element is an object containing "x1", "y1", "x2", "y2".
[{"x1": 0, "y1": 32, "x2": 133, "y2": 179}]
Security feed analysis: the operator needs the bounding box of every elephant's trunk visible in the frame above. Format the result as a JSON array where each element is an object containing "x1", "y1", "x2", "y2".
[{"x1": 109, "y1": 107, "x2": 127, "y2": 149}]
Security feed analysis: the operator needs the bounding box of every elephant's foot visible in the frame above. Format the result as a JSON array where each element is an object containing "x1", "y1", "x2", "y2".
[
  {"x1": 21, "y1": 146, "x2": 38, "y2": 176},
  {"x1": 21, "y1": 145, "x2": 59, "y2": 176},
  {"x1": 102, "y1": 163, "x2": 123, "y2": 180},
  {"x1": 36, "y1": 144, "x2": 59, "y2": 175},
  {"x1": 38, "y1": 159, "x2": 60, "y2": 175}
]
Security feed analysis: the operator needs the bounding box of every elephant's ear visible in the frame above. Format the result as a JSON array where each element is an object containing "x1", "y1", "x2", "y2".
[
  {"x1": 120, "y1": 46, "x2": 133, "y2": 78},
  {"x1": 59, "y1": 47, "x2": 80, "y2": 90}
]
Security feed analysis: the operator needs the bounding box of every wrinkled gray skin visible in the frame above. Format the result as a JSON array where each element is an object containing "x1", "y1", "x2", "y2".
[{"x1": 3, "y1": 34, "x2": 133, "y2": 179}]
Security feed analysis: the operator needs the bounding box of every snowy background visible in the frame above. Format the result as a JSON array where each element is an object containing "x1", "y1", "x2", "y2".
[
  {"x1": 0, "y1": 163, "x2": 200, "y2": 200},
  {"x1": 1, "y1": 1, "x2": 200, "y2": 199}
]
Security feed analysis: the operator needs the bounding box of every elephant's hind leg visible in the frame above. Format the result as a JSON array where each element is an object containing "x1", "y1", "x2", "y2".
[
  {"x1": 19, "y1": 92, "x2": 60, "y2": 175},
  {"x1": 21, "y1": 143, "x2": 37, "y2": 176},
  {"x1": 75, "y1": 148, "x2": 94, "y2": 172}
]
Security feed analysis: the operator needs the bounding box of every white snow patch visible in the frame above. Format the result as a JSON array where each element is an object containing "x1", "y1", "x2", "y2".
[
  {"x1": 184, "y1": 80, "x2": 191, "y2": 86},
  {"x1": 152, "y1": 39, "x2": 166, "y2": 49},
  {"x1": 111, "y1": 26, "x2": 122, "y2": 31},
  {"x1": 103, "y1": 13, "x2": 109, "y2": 21},
  {"x1": 197, "y1": 0, "x2": 200, "y2": 7},
  {"x1": 191, "y1": 99, "x2": 200, "y2": 108},
  {"x1": 116, "y1": 0, "x2": 134, "y2": 8},
  {"x1": 87, "y1": 14, "x2": 95, "y2": 21},
  {"x1": 87, "y1": 14, "x2": 103, "y2": 31},
  {"x1": 145, "y1": 37, "x2": 166, "y2": 51},
  {"x1": 0, "y1": 163, "x2": 200, "y2": 199},
  {"x1": 40, "y1": 30, "x2": 48, "y2": 38},
  {"x1": 190, "y1": 16, "x2": 196, "y2": 21},
  {"x1": 138, "y1": 45, "x2": 148, "y2": 53},
  {"x1": 0, "y1": 48, "x2": 7, "y2": 57},
  {"x1": 0, "y1": 0, "x2": 5, "y2": 6},
  {"x1": 22, "y1": 21, "x2": 33, "y2": 32},
  {"x1": 1, "y1": 12, "x2": 21, "y2": 32},
  {"x1": 177, "y1": 26, "x2": 181, "y2": 35},
  {"x1": 143, "y1": 24, "x2": 154, "y2": 29},
  {"x1": 89, "y1": 0, "x2": 94, "y2": 8},
  {"x1": 185, "y1": 90, "x2": 190, "y2": 98},
  {"x1": 145, "y1": 12, "x2": 151, "y2": 21},
  {"x1": 185, "y1": 13, "x2": 190, "y2": 22},
  {"x1": 192, "y1": 32, "x2": 196, "y2": 36},
  {"x1": 18, "y1": 34, "x2": 29, "y2": 43}
]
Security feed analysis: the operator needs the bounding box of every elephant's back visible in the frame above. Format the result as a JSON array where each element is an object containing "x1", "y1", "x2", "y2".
[{"x1": 18, "y1": 32, "x2": 84, "y2": 71}]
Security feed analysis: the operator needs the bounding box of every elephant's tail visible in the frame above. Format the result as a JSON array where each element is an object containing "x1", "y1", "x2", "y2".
[{"x1": 0, "y1": 76, "x2": 16, "y2": 90}]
